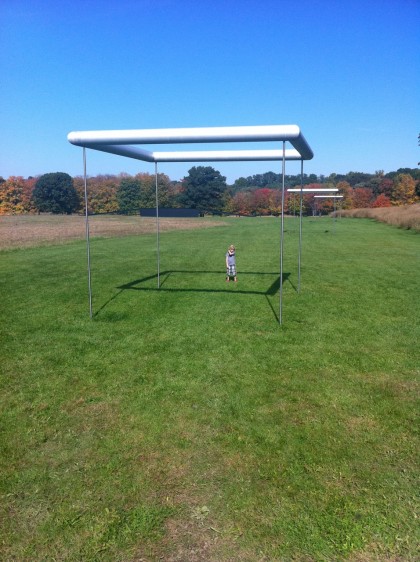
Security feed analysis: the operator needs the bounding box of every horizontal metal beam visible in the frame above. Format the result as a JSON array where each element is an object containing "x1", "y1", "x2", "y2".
[
  {"x1": 84, "y1": 146, "x2": 303, "y2": 163},
  {"x1": 287, "y1": 188, "x2": 338, "y2": 192},
  {"x1": 153, "y1": 149, "x2": 303, "y2": 162},
  {"x1": 87, "y1": 144, "x2": 155, "y2": 162},
  {"x1": 68, "y1": 124, "x2": 301, "y2": 144}
]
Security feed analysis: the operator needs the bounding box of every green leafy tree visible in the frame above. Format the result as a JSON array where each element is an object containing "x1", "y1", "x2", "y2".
[
  {"x1": 232, "y1": 177, "x2": 249, "y2": 190},
  {"x1": 116, "y1": 177, "x2": 141, "y2": 214},
  {"x1": 179, "y1": 166, "x2": 227, "y2": 211},
  {"x1": 167, "y1": 180, "x2": 184, "y2": 208},
  {"x1": 385, "y1": 168, "x2": 420, "y2": 181},
  {"x1": 32, "y1": 172, "x2": 79, "y2": 214},
  {"x1": 136, "y1": 172, "x2": 172, "y2": 208},
  {"x1": 343, "y1": 171, "x2": 372, "y2": 187}
]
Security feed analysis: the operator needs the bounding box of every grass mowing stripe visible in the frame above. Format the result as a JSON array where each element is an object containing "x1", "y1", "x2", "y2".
[{"x1": 1, "y1": 217, "x2": 419, "y2": 560}]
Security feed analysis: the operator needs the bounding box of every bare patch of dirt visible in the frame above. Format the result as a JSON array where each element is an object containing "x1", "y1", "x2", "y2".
[
  {"x1": 345, "y1": 415, "x2": 379, "y2": 432},
  {"x1": 134, "y1": 513, "x2": 263, "y2": 562},
  {"x1": 129, "y1": 441, "x2": 260, "y2": 561},
  {"x1": 0, "y1": 215, "x2": 227, "y2": 250}
]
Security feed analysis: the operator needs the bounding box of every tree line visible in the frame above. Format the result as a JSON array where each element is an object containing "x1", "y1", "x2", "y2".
[{"x1": 0, "y1": 166, "x2": 419, "y2": 216}]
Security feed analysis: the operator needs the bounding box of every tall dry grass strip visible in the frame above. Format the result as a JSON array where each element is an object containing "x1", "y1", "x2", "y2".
[{"x1": 337, "y1": 203, "x2": 420, "y2": 231}]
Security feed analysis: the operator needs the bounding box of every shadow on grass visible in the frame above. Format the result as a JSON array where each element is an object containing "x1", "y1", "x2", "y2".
[{"x1": 95, "y1": 270, "x2": 291, "y2": 322}]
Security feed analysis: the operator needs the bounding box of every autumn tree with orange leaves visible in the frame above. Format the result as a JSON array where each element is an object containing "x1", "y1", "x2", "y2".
[
  {"x1": 0, "y1": 176, "x2": 37, "y2": 215},
  {"x1": 391, "y1": 174, "x2": 417, "y2": 206}
]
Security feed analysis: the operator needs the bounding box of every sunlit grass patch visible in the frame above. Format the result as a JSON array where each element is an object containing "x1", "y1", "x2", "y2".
[{"x1": 1, "y1": 216, "x2": 419, "y2": 560}]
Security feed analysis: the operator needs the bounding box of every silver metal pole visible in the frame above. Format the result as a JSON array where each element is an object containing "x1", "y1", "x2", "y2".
[
  {"x1": 155, "y1": 162, "x2": 160, "y2": 288},
  {"x1": 333, "y1": 197, "x2": 336, "y2": 234},
  {"x1": 83, "y1": 148, "x2": 93, "y2": 318},
  {"x1": 280, "y1": 141, "x2": 286, "y2": 325},
  {"x1": 298, "y1": 159, "x2": 303, "y2": 293}
]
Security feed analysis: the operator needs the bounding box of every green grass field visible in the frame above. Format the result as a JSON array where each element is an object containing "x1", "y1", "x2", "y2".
[{"x1": 1, "y1": 216, "x2": 419, "y2": 561}]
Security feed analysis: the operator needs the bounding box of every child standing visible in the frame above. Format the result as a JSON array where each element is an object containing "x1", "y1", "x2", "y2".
[{"x1": 225, "y1": 244, "x2": 237, "y2": 282}]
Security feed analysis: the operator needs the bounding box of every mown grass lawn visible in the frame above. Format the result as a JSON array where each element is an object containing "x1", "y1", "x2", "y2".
[{"x1": 1, "y1": 216, "x2": 419, "y2": 561}]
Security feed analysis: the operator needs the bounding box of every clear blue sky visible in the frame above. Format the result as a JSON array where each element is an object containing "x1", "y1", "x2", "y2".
[{"x1": 1, "y1": 0, "x2": 419, "y2": 184}]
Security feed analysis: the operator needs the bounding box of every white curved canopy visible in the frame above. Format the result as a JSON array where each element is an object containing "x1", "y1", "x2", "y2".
[
  {"x1": 70, "y1": 124, "x2": 314, "y2": 325},
  {"x1": 67, "y1": 125, "x2": 314, "y2": 162}
]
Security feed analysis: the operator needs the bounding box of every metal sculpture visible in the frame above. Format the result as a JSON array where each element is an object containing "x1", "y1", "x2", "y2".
[{"x1": 68, "y1": 125, "x2": 314, "y2": 324}]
